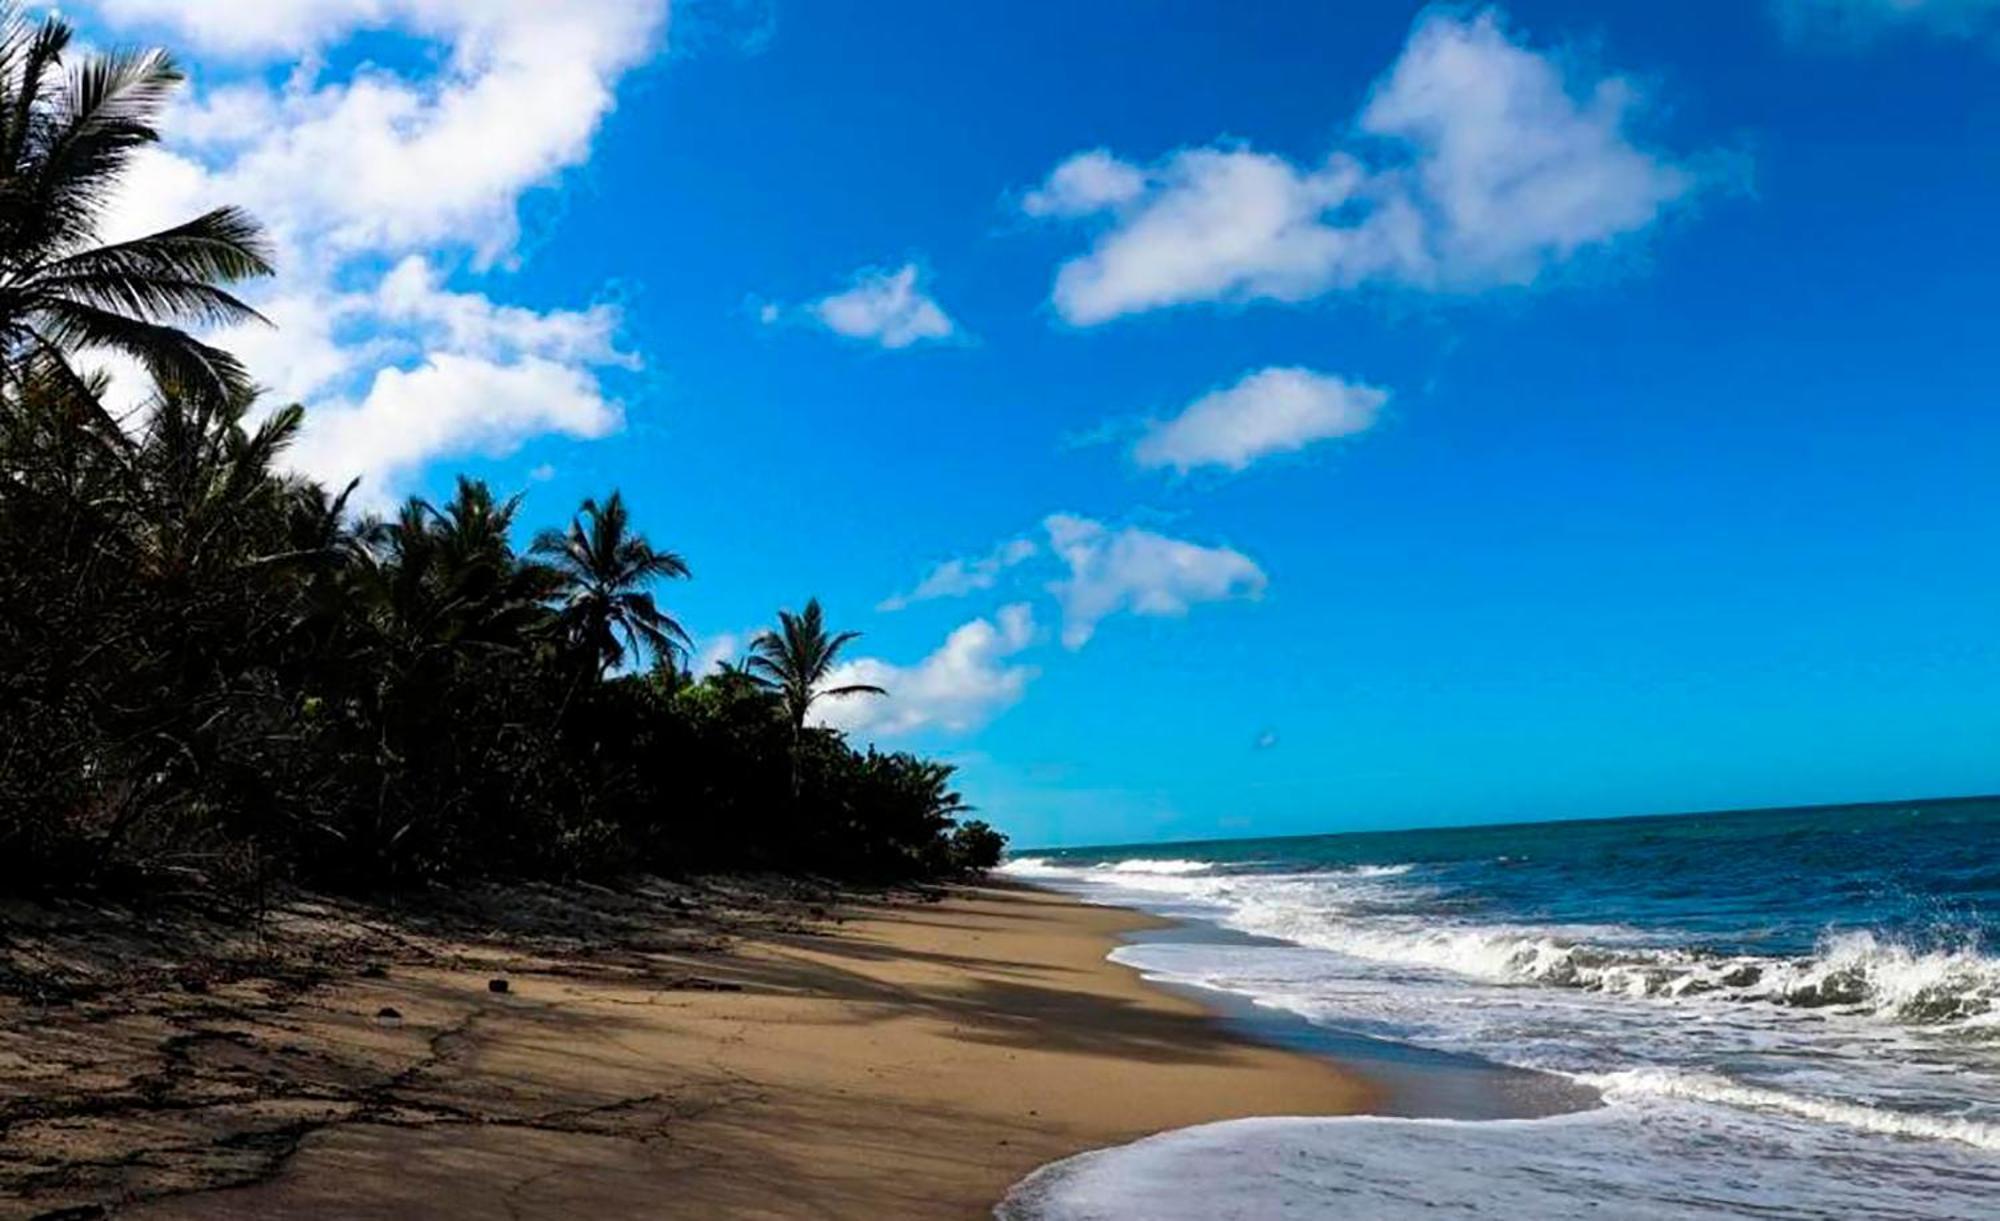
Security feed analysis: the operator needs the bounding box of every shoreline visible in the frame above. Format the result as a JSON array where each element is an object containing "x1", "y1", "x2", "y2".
[
  {"x1": 1114, "y1": 920, "x2": 1601, "y2": 1122},
  {"x1": 5, "y1": 880, "x2": 1377, "y2": 1219}
]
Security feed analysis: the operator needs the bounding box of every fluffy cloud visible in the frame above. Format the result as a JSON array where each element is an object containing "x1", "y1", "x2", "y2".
[
  {"x1": 1025, "y1": 9, "x2": 1709, "y2": 324},
  {"x1": 846, "y1": 517, "x2": 1269, "y2": 732},
  {"x1": 193, "y1": 255, "x2": 635, "y2": 500},
  {"x1": 1044, "y1": 514, "x2": 1267, "y2": 648},
  {"x1": 813, "y1": 605, "x2": 1039, "y2": 736},
  {"x1": 1774, "y1": 0, "x2": 2000, "y2": 39},
  {"x1": 372, "y1": 257, "x2": 634, "y2": 367},
  {"x1": 880, "y1": 537, "x2": 1039, "y2": 610},
  {"x1": 93, "y1": 1, "x2": 446, "y2": 56},
  {"x1": 806, "y1": 264, "x2": 957, "y2": 349},
  {"x1": 104, "y1": 1, "x2": 668, "y2": 260},
  {"x1": 81, "y1": 0, "x2": 668, "y2": 501},
  {"x1": 886, "y1": 516, "x2": 1270, "y2": 649},
  {"x1": 1022, "y1": 149, "x2": 1148, "y2": 217},
  {"x1": 1134, "y1": 366, "x2": 1388, "y2": 473},
  {"x1": 286, "y1": 353, "x2": 622, "y2": 500}
]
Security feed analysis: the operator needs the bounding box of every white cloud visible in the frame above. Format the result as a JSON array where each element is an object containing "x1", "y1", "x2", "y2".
[
  {"x1": 81, "y1": 0, "x2": 668, "y2": 501},
  {"x1": 808, "y1": 263, "x2": 957, "y2": 349},
  {"x1": 1025, "y1": 9, "x2": 1709, "y2": 324},
  {"x1": 1032, "y1": 147, "x2": 1394, "y2": 324},
  {"x1": 813, "y1": 604, "x2": 1039, "y2": 736},
  {"x1": 372, "y1": 256, "x2": 635, "y2": 367},
  {"x1": 93, "y1": 1, "x2": 424, "y2": 56},
  {"x1": 177, "y1": 252, "x2": 637, "y2": 502},
  {"x1": 197, "y1": 254, "x2": 633, "y2": 406},
  {"x1": 880, "y1": 537, "x2": 1039, "y2": 610},
  {"x1": 1774, "y1": 0, "x2": 2000, "y2": 39},
  {"x1": 287, "y1": 353, "x2": 621, "y2": 505},
  {"x1": 1022, "y1": 149, "x2": 1148, "y2": 217},
  {"x1": 1043, "y1": 514, "x2": 1267, "y2": 648},
  {"x1": 836, "y1": 517, "x2": 1270, "y2": 733},
  {"x1": 1134, "y1": 366, "x2": 1388, "y2": 473},
  {"x1": 105, "y1": 1, "x2": 669, "y2": 261}
]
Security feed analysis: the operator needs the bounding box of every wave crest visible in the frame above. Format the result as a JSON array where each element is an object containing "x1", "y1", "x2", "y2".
[
  {"x1": 1240, "y1": 914, "x2": 2000, "y2": 1027},
  {"x1": 1584, "y1": 1067, "x2": 2000, "y2": 1150},
  {"x1": 1102, "y1": 858, "x2": 1214, "y2": 875}
]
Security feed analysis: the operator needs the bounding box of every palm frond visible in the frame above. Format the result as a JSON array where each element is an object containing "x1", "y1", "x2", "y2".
[
  {"x1": 32, "y1": 48, "x2": 181, "y2": 245},
  {"x1": 820, "y1": 683, "x2": 888, "y2": 699},
  {"x1": 38, "y1": 206, "x2": 275, "y2": 309},
  {"x1": 32, "y1": 299, "x2": 250, "y2": 401},
  {"x1": 0, "y1": 14, "x2": 70, "y2": 178}
]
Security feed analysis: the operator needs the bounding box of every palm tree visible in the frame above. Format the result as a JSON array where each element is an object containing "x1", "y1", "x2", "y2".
[
  {"x1": 431, "y1": 476, "x2": 521, "y2": 574},
  {"x1": 746, "y1": 598, "x2": 885, "y2": 736},
  {"x1": 426, "y1": 477, "x2": 560, "y2": 649},
  {"x1": 531, "y1": 490, "x2": 689, "y2": 675},
  {"x1": 747, "y1": 599, "x2": 884, "y2": 804},
  {"x1": 129, "y1": 386, "x2": 303, "y2": 582},
  {"x1": 0, "y1": 7, "x2": 273, "y2": 406}
]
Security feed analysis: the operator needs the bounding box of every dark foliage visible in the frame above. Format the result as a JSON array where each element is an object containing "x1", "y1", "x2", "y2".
[{"x1": 0, "y1": 9, "x2": 1003, "y2": 897}]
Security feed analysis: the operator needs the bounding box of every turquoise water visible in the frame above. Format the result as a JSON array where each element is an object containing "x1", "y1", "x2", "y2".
[{"x1": 1001, "y1": 797, "x2": 2000, "y2": 1218}]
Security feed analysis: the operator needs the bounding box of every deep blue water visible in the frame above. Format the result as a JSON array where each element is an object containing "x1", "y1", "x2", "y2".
[
  {"x1": 1025, "y1": 796, "x2": 1999, "y2": 961},
  {"x1": 1002, "y1": 797, "x2": 2000, "y2": 1218}
]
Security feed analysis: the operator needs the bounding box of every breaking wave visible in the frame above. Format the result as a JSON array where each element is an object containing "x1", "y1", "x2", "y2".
[
  {"x1": 1250, "y1": 918, "x2": 2000, "y2": 1026},
  {"x1": 1008, "y1": 854, "x2": 2000, "y2": 1029},
  {"x1": 1583, "y1": 1068, "x2": 2000, "y2": 1151},
  {"x1": 999, "y1": 804, "x2": 2000, "y2": 1216}
]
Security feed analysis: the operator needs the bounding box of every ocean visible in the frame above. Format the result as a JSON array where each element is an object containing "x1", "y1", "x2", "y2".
[{"x1": 995, "y1": 797, "x2": 2000, "y2": 1219}]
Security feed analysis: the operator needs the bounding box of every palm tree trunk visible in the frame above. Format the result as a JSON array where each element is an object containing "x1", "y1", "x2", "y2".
[{"x1": 788, "y1": 715, "x2": 803, "y2": 806}]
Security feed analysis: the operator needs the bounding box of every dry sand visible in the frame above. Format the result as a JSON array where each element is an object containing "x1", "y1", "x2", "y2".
[{"x1": 3, "y1": 881, "x2": 1372, "y2": 1219}]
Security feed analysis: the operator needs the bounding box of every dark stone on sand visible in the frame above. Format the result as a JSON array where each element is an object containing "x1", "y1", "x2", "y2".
[
  {"x1": 487, "y1": 978, "x2": 509, "y2": 993},
  {"x1": 360, "y1": 964, "x2": 388, "y2": 979},
  {"x1": 375, "y1": 1006, "x2": 402, "y2": 1022}
]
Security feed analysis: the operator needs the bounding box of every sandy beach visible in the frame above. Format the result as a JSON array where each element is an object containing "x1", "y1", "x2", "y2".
[{"x1": 2, "y1": 881, "x2": 1373, "y2": 1219}]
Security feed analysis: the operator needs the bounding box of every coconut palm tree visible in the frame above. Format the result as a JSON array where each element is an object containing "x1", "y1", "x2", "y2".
[
  {"x1": 128, "y1": 387, "x2": 303, "y2": 582},
  {"x1": 0, "y1": 7, "x2": 273, "y2": 406},
  {"x1": 431, "y1": 476, "x2": 521, "y2": 573},
  {"x1": 746, "y1": 598, "x2": 885, "y2": 735},
  {"x1": 426, "y1": 477, "x2": 560, "y2": 650},
  {"x1": 531, "y1": 490, "x2": 689, "y2": 675}
]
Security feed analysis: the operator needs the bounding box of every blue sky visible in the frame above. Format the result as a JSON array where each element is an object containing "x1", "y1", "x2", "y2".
[{"x1": 74, "y1": 1, "x2": 2000, "y2": 847}]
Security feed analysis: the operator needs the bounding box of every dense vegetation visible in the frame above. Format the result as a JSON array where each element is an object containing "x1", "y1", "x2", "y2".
[{"x1": 0, "y1": 10, "x2": 1005, "y2": 898}]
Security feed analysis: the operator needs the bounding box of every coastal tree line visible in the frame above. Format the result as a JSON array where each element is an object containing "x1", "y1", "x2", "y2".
[{"x1": 0, "y1": 9, "x2": 1005, "y2": 897}]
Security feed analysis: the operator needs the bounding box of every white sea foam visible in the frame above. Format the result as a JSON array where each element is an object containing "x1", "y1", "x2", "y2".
[
  {"x1": 1269, "y1": 919, "x2": 1999, "y2": 1024},
  {"x1": 1099, "y1": 858, "x2": 1213, "y2": 875},
  {"x1": 1344, "y1": 862, "x2": 1415, "y2": 877},
  {"x1": 1000, "y1": 846, "x2": 2000, "y2": 1218},
  {"x1": 1017, "y1": 855, "x2": 2000, "y2": 1028},
  {"x1": 1582, "y1": 1067, "x2": 2000, "y2": 1151},
  {"x1": 996, "y1": 1105, "x2": 2000, "y2": 1220}
]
